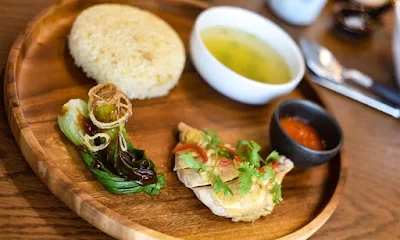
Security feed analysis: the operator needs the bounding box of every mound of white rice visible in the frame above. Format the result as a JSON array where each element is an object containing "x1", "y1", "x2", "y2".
[{"x1": 68, "y1": 4, "x2": 186, "y2": 99}]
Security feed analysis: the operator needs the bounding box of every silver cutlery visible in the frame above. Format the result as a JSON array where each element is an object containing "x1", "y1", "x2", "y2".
[
  {"x1": 309, "y1": 73, "x2": 400, "y2": 118},
  {"x1": 300, "y1": 38, "x2": 400, "y2": 107},
  {"x1": 300, "y1": 38, "x2": 400, "y2": 118}
]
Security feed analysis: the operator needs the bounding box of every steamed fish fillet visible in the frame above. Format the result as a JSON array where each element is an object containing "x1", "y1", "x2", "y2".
[{"x1": 192, "y1": 156, "x2": 293, "y2": 222}]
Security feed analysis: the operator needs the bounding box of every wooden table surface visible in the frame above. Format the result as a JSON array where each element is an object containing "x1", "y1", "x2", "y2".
[{"x1": 0, "y1": 0, "x2": 399, "y2": 239}]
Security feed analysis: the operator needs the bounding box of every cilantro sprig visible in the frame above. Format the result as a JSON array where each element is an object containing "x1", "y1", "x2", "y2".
[
  {"x1": 238, "y1": 162, "x2": 258, "y2": 195},
  {"x1": 272, "y1": 182, "x2": 283, "y2": 204},
  {"x1": 267, "y1": 150, "x2": 280, "y2": 163},
  {"x1": 236, "y1": 140, "x2": 264, "y2": 167},
  {"x1": 180, "y1": 153, "x2": 206, "y2": 170},
  {"x1": 202, "y1": 129, "x2": 232, "y2": 159},
  {"x1": 236, "y1": 140, "x2": 283, "y2": 203},
  {"x1": 202, "y1": 129, "x2": 221, "y2": 148},
  {"x1": 213, "y1": 175, "x2": 233, "y2": 196}
]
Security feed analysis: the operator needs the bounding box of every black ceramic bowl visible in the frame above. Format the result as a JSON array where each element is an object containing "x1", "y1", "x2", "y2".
[{"x1": 270, "y1": 99, "x2": 343, "y2": 168}]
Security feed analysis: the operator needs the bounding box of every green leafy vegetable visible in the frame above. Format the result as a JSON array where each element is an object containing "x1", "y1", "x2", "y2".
[
  {"x1": 58, "y1": 99, "x2": 88, "y2": 146},
  {"x1": 77, "y1": 137, "x2": 165, "y2": 194},
  {"x1": 58, "y1": 84, "x2": 165, "y2": 195}
]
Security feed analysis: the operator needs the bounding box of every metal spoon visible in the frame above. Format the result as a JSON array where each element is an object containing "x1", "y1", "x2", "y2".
[{"x1": 299, "y1": 38, "x2": 400, "y2": 107}]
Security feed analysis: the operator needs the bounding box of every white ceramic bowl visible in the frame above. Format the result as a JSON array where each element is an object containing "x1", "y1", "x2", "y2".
[
  {"x1": 394, "y1": 3, "x2": 400, "y2": 86},
  {"x1": 266, "y1": 0, "x2": 328, "y2": 26},
  {"x1": 190, "y1": 6, "x2": 305, "y2": 105}
]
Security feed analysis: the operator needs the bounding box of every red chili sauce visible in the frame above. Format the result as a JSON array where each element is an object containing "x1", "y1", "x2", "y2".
[{"x1": 280, "y1": 117, "x2": 326, "y2": 151}]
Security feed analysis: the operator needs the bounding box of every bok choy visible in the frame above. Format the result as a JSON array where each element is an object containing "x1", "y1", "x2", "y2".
[{"x1": 58, "y1": 83, "x2": 165, "y2": 194}]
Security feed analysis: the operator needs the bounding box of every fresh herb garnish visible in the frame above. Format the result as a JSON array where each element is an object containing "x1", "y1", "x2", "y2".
[
  {"x1": 236, "y1": 140, "x2": 264, "y2": 167},
  {"x1": 266, "y1": 150, "x2": 280, "y2": 163},
  {"x1": 179, "y1": 153, "x2": 233, "y2": 196},
  {"x1": 181, "y1": 153, "x2": 206, "y2": 170},
  {"x1": 213, "y1": 175, "x2": 233, "y2": 196},
  {"x1": 202, "y1": 129, "x2": 232, "y2": 159},
  {"x1": 203, "y1": 129, "x2": 222, "y2": 148},
  {"x1": 184, "y1": 130, "x2": 283, "y2": 202},
  {"x1": 238, "y1": 162, "x2": 258, "y2": 195},
  {"x1": 261, "y1": 166, "x2": 276, "y2": 181},
  {"x1": 238, "y1": 161, "x2": 277, "y2": 196},
  {"x1": 271, "y1": 182, "x2": 283, "y2": 204},
  {"x1": 235, "y1": 137, "x2": 283, "y2": 201}
]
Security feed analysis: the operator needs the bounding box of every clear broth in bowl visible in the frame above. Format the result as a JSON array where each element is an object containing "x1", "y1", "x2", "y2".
[{"x1": 201, "y1": 27, "x2": 291, "y2": 84}]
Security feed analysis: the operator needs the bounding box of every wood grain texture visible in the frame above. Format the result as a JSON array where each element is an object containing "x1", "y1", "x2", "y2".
[
  {"x1": 3, "y1": 0, "x2": 346, "y2": 239},
  {"x1": 0, "y1": 0, "x2": 398, "y2": 240}
]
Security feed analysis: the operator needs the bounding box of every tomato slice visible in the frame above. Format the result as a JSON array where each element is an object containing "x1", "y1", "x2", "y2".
[{"x1": 173, "y1": 144, "x2": 208, "y2": 162}]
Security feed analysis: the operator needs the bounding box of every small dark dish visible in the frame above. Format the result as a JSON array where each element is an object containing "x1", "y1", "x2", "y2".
[
  {"x1": 270, "y1": 99, "x2": 343, "y2": 168},
  {"x1": 332, "y1": 2, "x2": 381, "y2": 36}
]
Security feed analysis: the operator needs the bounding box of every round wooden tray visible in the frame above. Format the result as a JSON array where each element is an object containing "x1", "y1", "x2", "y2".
[{"x1": 4, "y1": 0, "x2": 346, "y2": 239}]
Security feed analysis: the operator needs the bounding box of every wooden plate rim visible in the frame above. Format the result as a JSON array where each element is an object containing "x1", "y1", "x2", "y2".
[{"x1": 3, "y1": 0, "x2": 347, "y2": 239}]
